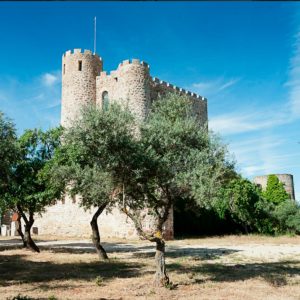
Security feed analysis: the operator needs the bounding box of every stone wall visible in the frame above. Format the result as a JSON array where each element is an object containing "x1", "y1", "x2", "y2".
[
  {"x1": 253, "y1": 174, "x2": 295, "y2": 200},
  {"x1": 35, "y1": 196, "x2": 137, "y2": 238}
]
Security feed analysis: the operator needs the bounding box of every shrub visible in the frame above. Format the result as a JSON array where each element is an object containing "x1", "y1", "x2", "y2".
[{"x1": 273, "y1": 200, "x2": 300, "y2": 234}]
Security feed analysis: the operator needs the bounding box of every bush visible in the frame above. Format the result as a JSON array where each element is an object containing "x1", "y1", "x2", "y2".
[{"x1": 273, "y1": 200, "x2": 300, "y2": 234}]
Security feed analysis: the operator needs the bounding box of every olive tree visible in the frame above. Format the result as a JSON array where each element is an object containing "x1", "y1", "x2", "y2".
[
  {"x1": 0, "y1": 112, "x2": 19, "y2": 234},
  {"x1": 0, "y1": 112, "x2": 18, "y2": 194},
  {"x1": 120, "y1": 93, "x2": 233, "y2": 286},
  {"x1": 45, "y1": 104, "x2": 139, "y2": 260},
  {"x1": 1, "y1": 127, "x2": 62, "y2": 252}
]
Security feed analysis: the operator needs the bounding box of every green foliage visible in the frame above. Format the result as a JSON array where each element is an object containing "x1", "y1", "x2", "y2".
[
  {"x1": 273, "y1": 200, "x2": 300, "y2": 234},
  {"x1": 48, "y1": 94, "x2": 232, "y2": 243},
  {"x1": 215, "y1": 177, "x2": 262, "y2": 231},
  {"x1": 263, "y1": 175, "x2": 290, "y2": 204},
  {"x1": 0, "y1": 112, "x2": 19, "y2": 200},
  {"x1": 252, "y1": 199, "x2": 277, "y2": 234},
  {"x1": 214, "y1": 175, "x2": 300, "y2": 235},
  {"x1": 47, "y1": 104, "x2": 138, "y2": 210},
  {"x1": 122, "y1": 93, "x2": 233, "y2": 236},
  {"x1": 1, "y1": 126, "x2": 62, "y2": 216},
  {"x1": 146, "y1": 93, "x2": 230, "y2": 199}
]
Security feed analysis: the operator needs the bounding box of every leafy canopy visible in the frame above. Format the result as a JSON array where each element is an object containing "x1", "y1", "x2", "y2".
[
  {"x1": 215, "y1": 177, "x2": 266, "y2": 231},
  {"x1": 0, "y1": 111, "x2": 19, "y2": 196},
  {"x1": 1, "y1": 127, "x2": 62, "y2": 215},
  {"x1": 122, "y1": 93, "x2": 234, "y2": 235},
  {"x1": 46, "y1": 104, "x2": 139, "y2": 210}
]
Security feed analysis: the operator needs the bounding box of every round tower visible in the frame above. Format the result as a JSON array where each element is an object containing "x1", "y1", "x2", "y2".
[
  {"x1": 253, "y1": 174, "x2": 295, "y2": 200},
  {"x1": 61, "y1": 49, "x2": 102, "y2": 127},
  {"x1": 116, "y1": 59, "x2": 151, "y2": 121}
]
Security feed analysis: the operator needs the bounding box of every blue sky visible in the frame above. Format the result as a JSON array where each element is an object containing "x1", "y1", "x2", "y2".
[{"x1": 0, "y1": 2, "x2": 299, "y2": 200}]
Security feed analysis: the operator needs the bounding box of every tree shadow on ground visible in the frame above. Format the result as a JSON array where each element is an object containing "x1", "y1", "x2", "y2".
[
  {"x1": 0, "y1": 240, "x2": 154, "y2": 254},
  {"x1": 133, "y1": 247, "x2": 239, "y2": 260},
  {"x1": 0, "y1": 253, "x2": 147, "y2": 288},
  {"x1": 40, "y1": 242, "x2": 239, "y2": 262},
  {"x1": 38, "y1": 242, "x2": 154, "y2": 255},
  {"x1": 168, "y1": 260, "x2": 300, "y2": 287},
  {"x1": 0, "y1": 238, "x2": 49, "y2": 252}
]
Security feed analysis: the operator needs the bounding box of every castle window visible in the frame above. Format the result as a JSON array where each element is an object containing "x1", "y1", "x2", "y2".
[
  {"x1": 78, "y1": 60, "x2": 82, "y2": 71},
  {"x1": 63, "y1": 64, "x2": 65, "y2": 75},
  {"x1": 102, "y1": 91, "x2": 109, "y2": 111}
]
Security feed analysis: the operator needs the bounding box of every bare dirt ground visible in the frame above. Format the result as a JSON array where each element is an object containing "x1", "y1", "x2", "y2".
[{"x1": 0, "y1": 235, "x2": 299, "y2": 300}]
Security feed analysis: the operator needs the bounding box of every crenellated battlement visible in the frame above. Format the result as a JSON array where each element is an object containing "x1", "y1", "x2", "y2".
[
  {"x1": 152, "y1": 77, "x2": 206, "y2": 101},
  {"x1": 63, "y1": 49, "x2": 102, "y2": 60},
  {"x1": 98, "y1": 59, "x2": 150, "y2": 80},
  {"x1": 98, "y1": 70, "x2": 114, "y2": 79},
  {"x1": 117, "y1": 58, "x2": 150, "y2": 70}
]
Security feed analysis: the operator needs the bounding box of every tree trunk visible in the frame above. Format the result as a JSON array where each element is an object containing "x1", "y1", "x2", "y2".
[
  {"x1": 16, "y1": 218, "x2": 26, "y2": 248},
  {"x1": 17, "y1": 206, "x2": 40, "y2": 253},
  {"x1": 90, "y1": 204, "x2": 108, "y2": 261},
  {"x1": 154, "y1": 239, "x2": 169, "y2": 286},
  {"x1": 24, "y1": 221, "x2": 40, "y2": 253}
]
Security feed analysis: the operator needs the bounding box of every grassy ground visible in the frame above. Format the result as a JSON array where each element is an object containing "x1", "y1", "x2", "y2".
[{"x1": 0, "y1": 235, "x2": 299, "y2": 300}]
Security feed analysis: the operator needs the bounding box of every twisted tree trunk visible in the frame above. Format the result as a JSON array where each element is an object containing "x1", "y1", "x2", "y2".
[
  {"x1": 121, "y1": 201, "x2": 172, "y2": 287},
  {"x1": 16, "y1": 217, "x2": 26, "y2": 248},
  {"x1": 17, "y1": 206, "x2": 40, "y2": 253},
  {"x1": 90, "y1": 203, "x2": 108, "y2": 261},
  {"x1": 24, "y1": 218, "x2": 40, "y2": 253},
  {"x1": 154, "y1": 238, "x2": 169, "y2": 286}
]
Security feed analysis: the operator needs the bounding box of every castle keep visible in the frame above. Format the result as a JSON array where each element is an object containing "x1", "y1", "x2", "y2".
[
  {"x1": 34, "y1": 49, "x2": 208, "y2": 238},
  {"x1": 61, "y1": 49, "x2": 207, "y2": 127}
]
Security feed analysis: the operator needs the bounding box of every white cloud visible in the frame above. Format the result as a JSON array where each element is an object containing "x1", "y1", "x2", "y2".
[
  {"x1": 193, "y1": 82, "x2": 213, "y2": 92},
  {"x1": 219, "y1": 78, "x2": 240, "y2": 91},
  {"x1": 192, "y1": 77, "x2": 240, "y2": 96},
  {"x1": 242, "y1": 165, "x2": 266, "y2": 177},
  {"x1": 286, "y1": 30, "x2": 300, "y2": 117},
  {"x1": 0, "y1": 71, "x2": 61, "y2": 133},
  {"x1": 229, "y1": 138, "x2": 284, "y2": 158},
  {"x1": 209, "y1": 108, "x2": 289, "y2": 135},
  {"x1": 41, "y1": 72, "x2": 60, "y2": 87}
]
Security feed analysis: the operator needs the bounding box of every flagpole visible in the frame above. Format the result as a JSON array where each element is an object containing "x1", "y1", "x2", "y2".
[{"x1": 94, "y1": 16, "x2": 96, "y2": 54}]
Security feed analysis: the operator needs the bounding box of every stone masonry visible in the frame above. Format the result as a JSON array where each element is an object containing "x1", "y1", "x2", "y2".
[{"x1": 34, "y1": 49, "x2": 208, "y2": 239}]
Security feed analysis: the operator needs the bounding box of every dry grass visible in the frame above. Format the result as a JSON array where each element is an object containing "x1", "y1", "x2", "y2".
[{"x1": 0, "y1": 235, "x2": 299, "y2": 300}]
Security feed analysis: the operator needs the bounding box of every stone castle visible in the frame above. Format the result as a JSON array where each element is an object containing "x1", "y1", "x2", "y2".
[{"x1": 33, "y1": 48, "x2": 208, "y2": 238}]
